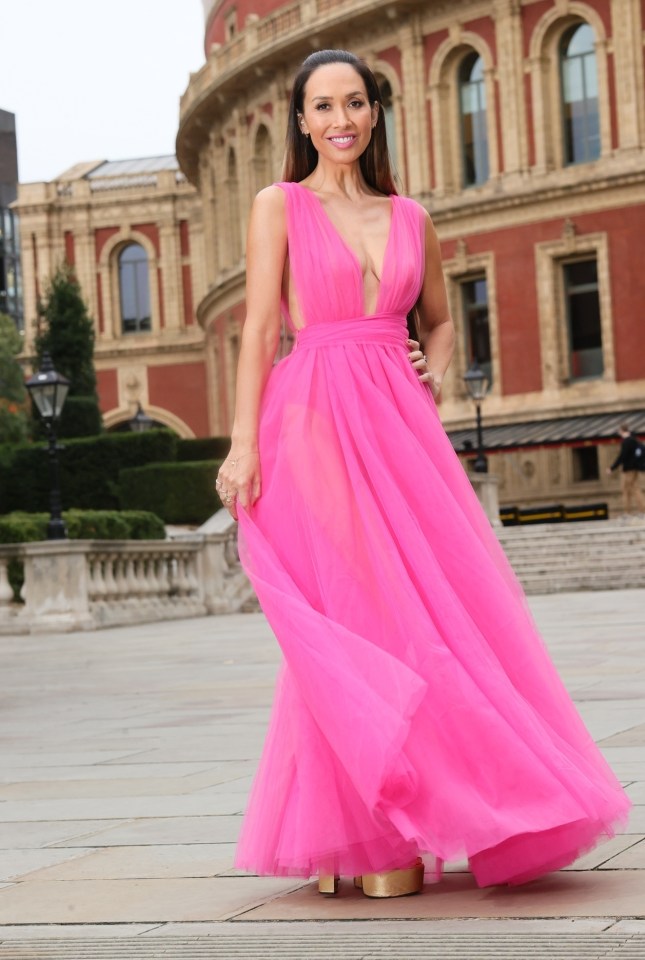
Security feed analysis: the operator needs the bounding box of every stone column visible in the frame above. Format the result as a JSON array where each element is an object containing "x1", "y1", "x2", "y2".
[
  {"x1": 494, "y1": 0, "x2": 528, "y2": 176},
  {"x1": 21, "y1": 541, "x2": 94, "y2": 633},
  {"x1": 610, "y1": 0, "x2": 645, "y2": 152},
  {"x1": 158, "y1": 207, "x2": 182, "y2": 332},
  {"x1": 399, "y1": 15, "x2": 431, "y2": 199},
  {"x1": 72, "y1": 203, "x2": 98, "y2": 324},
  {"x1": 469, "y1": 474, "x2": 502, "y2": 528}
]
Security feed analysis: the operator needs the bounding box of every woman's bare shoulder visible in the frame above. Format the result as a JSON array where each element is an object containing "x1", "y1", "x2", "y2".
[
  {"x1": 252, "y1": 183, "x2": 287, "y2": 212},
  {"x1": 249, "y1": 185, "x2": 287, "y2": 241}
]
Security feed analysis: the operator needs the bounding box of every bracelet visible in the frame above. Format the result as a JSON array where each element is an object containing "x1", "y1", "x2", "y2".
[{"x1": 227, "y1": 451, "x2": 259, "y2": 467}]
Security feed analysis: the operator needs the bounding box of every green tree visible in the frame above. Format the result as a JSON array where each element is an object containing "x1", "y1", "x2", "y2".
[
  {"x1": 0, "y1": 312, "x2": 29, "y2": 444},
  {"x1": 35, "y1": 264, "x2": 102, "y2": 437}
]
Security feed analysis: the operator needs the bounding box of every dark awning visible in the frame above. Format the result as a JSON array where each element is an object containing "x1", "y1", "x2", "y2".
[{"x1": 448, "y1": 410, "x2": 645, "y2": 454}]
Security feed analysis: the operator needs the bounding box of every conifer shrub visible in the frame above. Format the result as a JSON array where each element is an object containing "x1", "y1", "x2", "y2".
[{"x1": 34, "y1": 264, "x2": 102, "y2": 438}]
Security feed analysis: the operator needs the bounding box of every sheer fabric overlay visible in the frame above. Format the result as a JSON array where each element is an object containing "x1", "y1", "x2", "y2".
[{"x1": 234, "y1": 181, "x2": 630, "y2": 886}]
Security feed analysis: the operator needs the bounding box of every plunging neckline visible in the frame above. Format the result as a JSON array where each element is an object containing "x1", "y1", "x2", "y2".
[{"x1": 293, "y1": 181, "x2": 396, "y2": 316}]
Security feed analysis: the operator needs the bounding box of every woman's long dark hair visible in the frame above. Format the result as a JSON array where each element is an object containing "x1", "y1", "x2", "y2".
[{"x1": 283, "y1": 50, "x2": 397, "y2": 196}]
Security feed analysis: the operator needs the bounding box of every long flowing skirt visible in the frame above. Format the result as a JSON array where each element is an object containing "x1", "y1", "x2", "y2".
[{"x1": 235, "y1": 317, "x2": 630, "y2": 886}]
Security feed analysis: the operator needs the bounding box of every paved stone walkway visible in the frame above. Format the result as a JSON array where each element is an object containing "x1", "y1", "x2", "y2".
[{"x1": 0, "y1": 590, "x2": 644, "y2": 955}]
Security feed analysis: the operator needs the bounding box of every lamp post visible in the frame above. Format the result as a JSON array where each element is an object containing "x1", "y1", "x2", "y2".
[
  {"x1": 25, "y1": 353, "x2": 70, "y2": 540},
  {"x1": 463, "y1": 361, "x2": 489, "y2": 474},
  {"x1": 129, "y1": 402, "x2": 154, "y2": 433}
]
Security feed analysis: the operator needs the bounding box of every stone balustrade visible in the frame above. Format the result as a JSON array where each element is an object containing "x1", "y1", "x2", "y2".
[{"x1": 0, "y1": 511, "x2": 257, "y2": 635}]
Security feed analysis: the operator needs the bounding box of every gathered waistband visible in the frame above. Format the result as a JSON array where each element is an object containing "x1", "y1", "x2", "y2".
[{"x1": 294, "y1": 314, "x2": 408, "y2": 350}]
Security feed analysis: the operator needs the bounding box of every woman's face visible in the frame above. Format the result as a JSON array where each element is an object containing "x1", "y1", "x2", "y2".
[{"x1": 298, "y1": 62, "x2": 379, "y2": 165}]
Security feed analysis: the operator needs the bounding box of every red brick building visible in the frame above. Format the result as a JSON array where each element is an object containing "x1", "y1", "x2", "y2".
[
  {"x1": 176, "y1": 0, "x2": 645, "y2": 510},
  {"x1": 15, "y1": 0, "x2": 645, "y2": 512},
  {"x1": 16, "y1": 157, "x2": 209, "y2": 438}
]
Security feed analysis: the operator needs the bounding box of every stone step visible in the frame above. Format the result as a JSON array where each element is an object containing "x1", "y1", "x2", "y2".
[
  {"x1": 500, "y1": 524, "x2": 645, "y2": 539},
  {"x1": 0, "y1": 933, "x2": 643, "y2": 960},
  {"x1": 495, "y1": 519, "x2": 645, "y2": 593},
  {"x1": 507, "y1": 551, "x2": 644, "y2": 567}
]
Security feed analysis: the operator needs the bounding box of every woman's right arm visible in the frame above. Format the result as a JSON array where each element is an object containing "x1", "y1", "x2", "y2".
[{"x1": 217, "y1": 186, "x2": 287, "y2": 518}]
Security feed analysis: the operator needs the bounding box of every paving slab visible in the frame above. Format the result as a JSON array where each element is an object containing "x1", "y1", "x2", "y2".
[
  {"x1": 0, "y1": 820, "x2": 128, "y2": 850},
  {"x1": 20, "y1": 844, "x2": 241, "y2": 881},
  {"x1": 0, "y1": 877, "x2": 307, "y2": 923},
  {"x1": 50, "y1": 816, "x2": 243, "y2": 847},
  {"x1": 234, "y1": 870, "x2": 645, "y2": 921}
]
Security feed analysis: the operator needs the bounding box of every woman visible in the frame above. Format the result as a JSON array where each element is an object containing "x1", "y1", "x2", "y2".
[{"x1": 215, "y1": 50, "x2": 630, "y2": 897}]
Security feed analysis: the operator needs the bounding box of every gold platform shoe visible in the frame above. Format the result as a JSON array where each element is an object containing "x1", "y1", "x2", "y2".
[
  {"x1": 318, "y1": 874, "x2": 340, "y2": 895},
  {"x1": 318, "y1": 858, "x2": 424, "y2": 898},
  {"x1": 355, "y1": 857, "x2": 425, "y2": 898}
]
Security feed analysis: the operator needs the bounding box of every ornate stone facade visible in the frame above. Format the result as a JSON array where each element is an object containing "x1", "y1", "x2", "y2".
[
  {"x1": 15, "y1": 158, "x2": 208, "y2": 438},
  {"x1": 178, "y1": 0, "x2": 645, "y2": 512}
]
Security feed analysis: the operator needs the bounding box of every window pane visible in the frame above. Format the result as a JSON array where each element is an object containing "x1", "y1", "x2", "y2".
[
  {"x1": 462, "y1": 276, "x2": 492, "y2": 386},
  {"x1": 135, "y1": 260, "x2": 151, "y2": 330},
  {"x1": 119, "y1": 243, "x2": 150, "y2": 333},
  {"x1": 560, "y1": 23, "x2": 600, "y2": 164},
  {"x1": 566, "y1": 22, "x2": 595, "y2": 56},
  {"x1": 459, "y1": 53, "x2": 489, "y2": 187},
  {"x1": 562, "y1": 58, "x2": 584, "y2": 104},
  {"x1": 564, "y1": 260, "x2": 603, "y2": 379}
]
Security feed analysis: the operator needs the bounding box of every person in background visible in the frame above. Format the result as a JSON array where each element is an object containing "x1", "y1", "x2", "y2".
[{"x1": 607, "y1": 424, "x2": 645, "y2": 516}]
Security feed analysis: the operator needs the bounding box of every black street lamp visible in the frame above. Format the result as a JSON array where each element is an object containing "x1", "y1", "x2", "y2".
[
  {"x1": 129, "y1": 402, "x2": 154, "y2": 433},
  {"x1": 463, "y1": 361, "x2": 489, "y2": 474},
  {"x1": 25, "y1": 353, "x2": 70, "y2": 540}
]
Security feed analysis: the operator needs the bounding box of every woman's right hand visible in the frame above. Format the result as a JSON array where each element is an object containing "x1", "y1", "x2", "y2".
[
  {"x1": 215, "y1": 450, "x2": 261, "y2": 521},
  {"x1": 406, "y1": 338, "x2": 442, "y2": 399}
]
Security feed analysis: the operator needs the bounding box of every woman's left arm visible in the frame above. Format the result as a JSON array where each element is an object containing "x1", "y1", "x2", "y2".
[{"x1": 408, "y1": 210, "x2": 455, "y2": 399}]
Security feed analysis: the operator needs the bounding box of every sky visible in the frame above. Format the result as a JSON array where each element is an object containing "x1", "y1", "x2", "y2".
[{"x1": 1, "y1": 0, "x2": 205, "y2": 184}]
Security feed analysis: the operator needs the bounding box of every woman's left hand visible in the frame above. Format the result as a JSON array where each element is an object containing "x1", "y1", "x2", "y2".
[{"x1": 407, "y1": 339, "x2": 442, "y2": 399}]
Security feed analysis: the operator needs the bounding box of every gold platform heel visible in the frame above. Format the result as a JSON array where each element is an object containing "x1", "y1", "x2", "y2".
[
  {"x1": 358, "y1": 857, "x2": 424, "y2": 898},
  {"x1": 318, "y1": 874, "x2": 340, "y2": 895}
]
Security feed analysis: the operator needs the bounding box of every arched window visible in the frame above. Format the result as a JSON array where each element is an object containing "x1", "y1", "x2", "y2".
[
  {"x1": 377, "y1": 76, "x2": 398, "y2": 169},
  {"x1": 119, "y1": 243, "x2": 151, "y2": 334},
  {"x1": 560, "y1": 23, "x2": 600, "y2": 164},
  {"x1": 253, "y1": 125, "x2": 273, "y2": 194},
  {"x1": 459, "y1": 53, "x2": 489, "y2": 187}
]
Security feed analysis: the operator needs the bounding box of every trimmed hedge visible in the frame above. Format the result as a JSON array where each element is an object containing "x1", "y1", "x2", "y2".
[
  {"x1": 0, "y1": 509, "x2": 165, "y2": 544},
  {"x1": 176, "y1": 437, "x2": 231, "y2": 462},
  {"x1": 0, "y1": 429, "x2": 178, "y2": 513},
  {"x1": 0, "y1": 509, "x2": 165, "y2": 602},
  {"x1": 119, "y1": 460, "x2": 222, "y2": 525}
]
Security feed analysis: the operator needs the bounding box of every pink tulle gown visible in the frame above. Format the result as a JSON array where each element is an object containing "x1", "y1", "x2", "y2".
[{"x1": 234, "y1": 180, "x2": 630, "y2": 887}]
